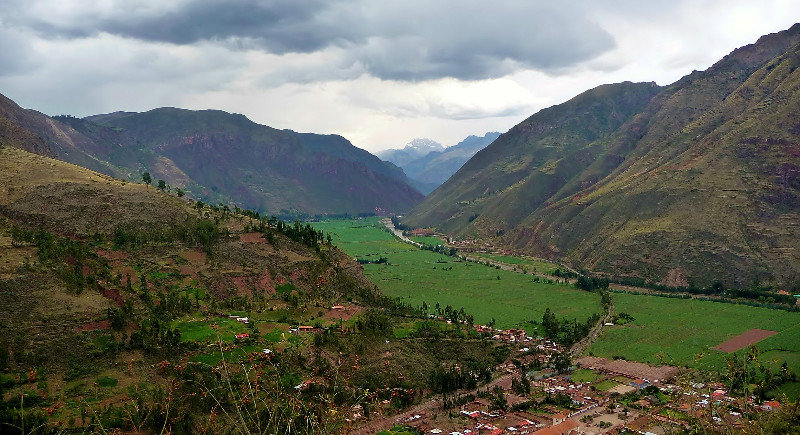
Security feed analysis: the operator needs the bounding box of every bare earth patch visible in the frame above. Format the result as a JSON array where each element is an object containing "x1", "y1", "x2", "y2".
[
  {"x1": 76, "y1": 319, "x2": 110, "y2": 332},
  {"x1": 325, "y1": 305, "x2": 363, "y2": 321},
  {"x1": 239, "y1": 232, "x2": 268, "y2": 244},
  {"x1": 181, "y1": 249, "x2": 207, "y2": 264},
  {"x1": 577, "y1": 356, "x2": 680, "y2": 381},
  {"x1": 713, "y1": 329, "x2": 778, "y2": 353}
]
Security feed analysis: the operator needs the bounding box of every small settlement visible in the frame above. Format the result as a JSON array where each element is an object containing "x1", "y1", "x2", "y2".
[{"x1": 354, "y1": 323, "x2": 785, "y2": 435}]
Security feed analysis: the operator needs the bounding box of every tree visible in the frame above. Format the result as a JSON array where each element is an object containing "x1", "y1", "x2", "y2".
[
  {"x1": 542, "y1": 308, "x2": 559, "y2": 338},
  {"x1": 551, "y1": 351, "x2": 572, "y2": 373},
  {"x1": 488, "y1": 385, "x2": 507, "y2": 411},
  {"x1": 141, "y1": 172, "x2": 152, "y2": 185},
  {"x1": 175, "y1": 188, "x2": 185, "y2": 197},
  {"x1": 157, "y1": 179, "x2": 167, "y2": 190}
]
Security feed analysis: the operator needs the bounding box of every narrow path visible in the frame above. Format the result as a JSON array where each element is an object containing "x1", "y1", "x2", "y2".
[{"x1": 570, "y1": 296, "x2": 613, "y2": 357}]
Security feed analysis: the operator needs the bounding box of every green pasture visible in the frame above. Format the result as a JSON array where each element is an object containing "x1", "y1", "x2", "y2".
[
  {"x1": 173, "y1": 316, "x2": 248, "y2": 343},
  {"x1": 590, "y1": 292, "x2": 800, "y2": 372},
  {"x1": 472, "y1": 252, "x2": 559, "y2": 275},
  {"x1": 593, "y1": 380, "x2": 621, "y2": 391},
  {"x1": 314, "y1": 218, "x2": 800, "y2": 376},
  {"x1": 313, "y1": 218, "x2": 600, "y2": 331},
  {"x1": 570, "y1": 368, "x2": 602, "y2": 383}
]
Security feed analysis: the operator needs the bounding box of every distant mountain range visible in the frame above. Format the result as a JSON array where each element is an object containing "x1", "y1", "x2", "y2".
[
  {"x1": 0, "y1": 96, "x2": 423, "y2": 216},
  {"x1": 377, "y1": 138, "x2": 445, "y2": 167},
  {"x1": 405, "y1": 24, "x2": 800, "y2": 287},
  {"x1": 379, "y1": 133, "x2": 500, "y2": 194}
]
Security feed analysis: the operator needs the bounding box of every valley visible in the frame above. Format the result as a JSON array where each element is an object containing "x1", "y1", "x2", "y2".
[
  {"x1": 314, "y1": 218, "x2": 800, "y2": 376},
  {"x1": 2, "y1": 9, "x2": 800, "y2": 434}
]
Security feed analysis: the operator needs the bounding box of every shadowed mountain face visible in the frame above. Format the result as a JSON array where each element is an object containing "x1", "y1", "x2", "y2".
[
  {"x1": 0, "y1": 98, "x2": 423, "y2": 216},
  {"x1": 406, "y1": 24, "x2": 800, "y2": 287}
]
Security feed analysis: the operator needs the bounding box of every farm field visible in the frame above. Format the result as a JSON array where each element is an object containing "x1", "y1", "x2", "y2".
[
  {"x1": 312, "y1": 218, "x2": 601, "y2": 330},
  {"x1": 313, "y1": 218, "x2": 800, "y2": 376},
  {"x1": 472, "y1": 252, "x2": 560, "y2": 275},
  {"x1": 590, "y1": 292, "x2": 800, "y2": 373}
]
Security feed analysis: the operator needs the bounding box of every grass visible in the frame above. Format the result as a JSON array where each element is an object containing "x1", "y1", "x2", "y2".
[
  {"x1": 774, "y1": 381, "x2": 800, "y2": 402},
  {"x1": 173, "y1": 316, "x2": 247, "y2": 343},
  {"x1": 590, "y1": 292, "x2": 800, "y2": 372},
  {"x1": 570, "y1": 369, "x2": 601, "y2": 383},
  {"x1": 96, "y1": 376, "x2": 118, "y2": 388},
  {"x1": 377, "y1": 426, "x2": 416, "y2": 435},
  {"x1": 594, "y1": 380, "x2": 621, "y2": 391},
  {"x1": 312, "y1": 218, "x2": 601, "y2": 331},
  {"x1": 472, "y1": 252, "x2": 559, "y2": 275},
  {"x1": 314, "y1": 217, "x2": 800, "y2": 375}
]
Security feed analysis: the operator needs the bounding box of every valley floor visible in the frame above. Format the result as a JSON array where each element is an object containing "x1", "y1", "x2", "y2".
[{"x1": 313, "y1": 217, "x2": 800, "y2": 395}]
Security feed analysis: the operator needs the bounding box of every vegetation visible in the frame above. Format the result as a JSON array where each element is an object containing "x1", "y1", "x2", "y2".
[
  {"x1": 590, "y1": 292, "x2": 800, "y2": 373},
  {"x1": 312, "y1": 218, "x2": 601, "y2": 331},
  {"x1": 0, "y1": 149, "x2": 513, "y2": 434},
  {"x1": 49, "y1": 107, "x2": 423, "y2": 216},
  {"x1": 403, "y1": 26, "x2": 800, "y2": 288}
]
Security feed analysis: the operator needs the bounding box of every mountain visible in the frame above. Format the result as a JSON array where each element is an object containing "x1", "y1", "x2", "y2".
[
  {"x1": 0, "y1": 143, "x2": 399, "y2": 432},
  {"x1": 0, "y1": 97, "x2": 423, "y2": 216},
  {"x1": 401, "y1": 132, "x2": 501, "y2": 194},
  {"x1": 377, "y1": 138, "x2": 445, "y2": 167},
  {"x1": 405, "y1": 24, "x2": 800, "y2": 287}
]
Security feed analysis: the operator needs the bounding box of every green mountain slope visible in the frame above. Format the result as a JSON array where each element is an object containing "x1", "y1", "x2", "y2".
[
  {"x1": 0, "y1": 144, "x2": 506, "y2": 434},
  {"x1": 405, "y1": 24, "x2": 800, "y2": 287}
]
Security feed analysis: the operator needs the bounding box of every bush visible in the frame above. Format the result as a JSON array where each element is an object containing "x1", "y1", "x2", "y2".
[{"x1": 97, "y1": 376, "x2": 118, "y2": 388}]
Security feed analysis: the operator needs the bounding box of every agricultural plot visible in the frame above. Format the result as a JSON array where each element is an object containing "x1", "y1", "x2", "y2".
[
  {"x1": 173, "y1": 316, "x2": 249, "y2": 343},
  {"x1": 472, "y1": 253, "x2": 560, "y2": 275},
  {"x1": 314, "y1": 218, "x2": 800, "y2": 377},
  {"x1": 312, "y1": 218, "x2": 600, "y2": 331},
  {"x1": 589, "y1": 292, "x2": 800, "y2": 373}
]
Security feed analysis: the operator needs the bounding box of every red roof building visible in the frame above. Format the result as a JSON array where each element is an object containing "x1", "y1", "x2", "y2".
[{"x1": 533, "y1": 420, "x2": 581, "y2": 435}]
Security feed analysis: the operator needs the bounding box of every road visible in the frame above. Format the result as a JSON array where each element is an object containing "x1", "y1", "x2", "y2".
[
  {"x1": 379, "y1": 219, "x2": 570, "y2": 283},
  {"x1": 380, "y1": 218, "x2": 422, "y2": 248}
]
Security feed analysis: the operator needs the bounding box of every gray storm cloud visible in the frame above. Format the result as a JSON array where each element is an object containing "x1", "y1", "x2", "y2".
[{"x1": 5, "y1": 0, "x2": 615, "y2": 82}]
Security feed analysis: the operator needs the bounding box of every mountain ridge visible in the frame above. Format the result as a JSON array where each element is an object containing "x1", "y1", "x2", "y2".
[
  {"x1": 405, "y1": 23, "x2": 800, "y2": 287},
  {"x1": 401, "y1": 132, "x2": 501, "y2": 194},
  {"x1": 0, "y1": 97, "x2": 424, "y2": 216}
]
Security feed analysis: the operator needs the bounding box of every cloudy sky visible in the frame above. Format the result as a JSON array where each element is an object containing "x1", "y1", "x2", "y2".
[{"x1": 1, "y1": 1, "x2": 799, "y2": 152}]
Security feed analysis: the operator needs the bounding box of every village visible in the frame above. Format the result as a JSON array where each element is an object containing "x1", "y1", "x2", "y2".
[{"x1": 354, "y1": 324, "x2": 785, "y2": 435}]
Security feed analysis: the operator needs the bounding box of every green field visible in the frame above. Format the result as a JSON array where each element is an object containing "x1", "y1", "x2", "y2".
[
  {"x1": 570, "y1": 368, "x2": 602, "y2": 383},
  {"x1": 593, "y1": 380, "x2": 621, "y2": 391},
  {"x1": 590, "y1": 292, "x2": 800, "y2": 372},
  {"x1": 472, "y1": 252, "x2": 560, "y2": 275},
  {"x1": 314, "y1": 218, "x2": 800, "y2": 374},
  {"x1": 174, "y1": 316, "x2": 248, "y2": 343},
  {"x1": 313, "y1": 218, "x2": 600, "y2": 330}
]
